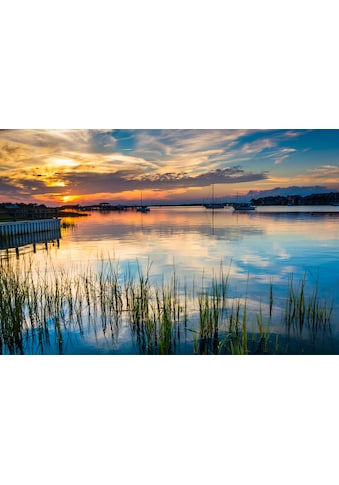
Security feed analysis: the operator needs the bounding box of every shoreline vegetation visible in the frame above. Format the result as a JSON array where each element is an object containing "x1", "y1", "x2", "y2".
[
  {"x1": 0, "y1": 204, "x2": 88, "y2": 223},
  {"x1": 0, "y1": 256, "x2": 334, "y2": 355}
]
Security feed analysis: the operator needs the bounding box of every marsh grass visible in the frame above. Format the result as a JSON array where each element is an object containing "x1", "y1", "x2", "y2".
[
  {"x1": 285, "y1": 275, "x2": 333, "y2": 332},
  {"x1": 0, "y1": 256, "x2": 335, "y2": 355}
]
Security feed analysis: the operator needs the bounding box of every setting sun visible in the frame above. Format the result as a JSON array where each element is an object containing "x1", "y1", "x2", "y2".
[{"x1": 61, "y1": 195, "x2": 77, "y2": 203}]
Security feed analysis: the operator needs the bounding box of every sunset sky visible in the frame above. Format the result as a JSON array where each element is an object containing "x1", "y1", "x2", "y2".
[{"x1": 1, "y1": 129, "x2": 339, "y2": 206}]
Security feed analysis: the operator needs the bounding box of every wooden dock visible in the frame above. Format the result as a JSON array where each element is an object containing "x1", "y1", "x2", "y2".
[{"x1": 0, "y1": 218, "x2": 61, "y2": 237}]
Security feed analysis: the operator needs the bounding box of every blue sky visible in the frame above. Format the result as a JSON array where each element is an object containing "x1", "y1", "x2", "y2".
[{"x1": 0, "y1": 129, "x2": 338, "y2": 205}]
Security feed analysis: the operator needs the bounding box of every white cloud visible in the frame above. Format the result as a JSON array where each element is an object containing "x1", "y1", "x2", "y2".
[
  {"x1": 241, "y1": 138, "x2": 276, "y2": 154},
  {"x1": 307, "y1": 164, "x2": 339, "y2": 176}
]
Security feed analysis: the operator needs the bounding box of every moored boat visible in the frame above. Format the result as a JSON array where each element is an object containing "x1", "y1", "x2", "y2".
[
  {"x1": 137, "y1": 191, "x2": 150, "y2": 212},
  {"x1": 232, "y1": 202, "x2": 256, "y2": 211},
  {"x1": 204, "y1": 184, "x2": 225, "y2": 209},
  {"x1": 137, "y1": 206, "x2": 150, "y2": 213}
]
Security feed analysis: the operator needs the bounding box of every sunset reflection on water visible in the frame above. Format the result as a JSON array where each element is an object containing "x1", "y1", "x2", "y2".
[{"x1": 2, "y1": 205, "x2": 339, "y2": 354}]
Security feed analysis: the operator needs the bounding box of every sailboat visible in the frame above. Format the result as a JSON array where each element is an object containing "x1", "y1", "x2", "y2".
[
  {"x1": 203, "y1": 184, "x2": 225, "y2": 209},
  {"x1": 232, "y1": 202, "x2": 256, "y2": 211},
  {"x1": 136, "y1": 191, "x2": 150, "y2": 212},
  {"x1": 232, "y1": 193, "x2": 255, "y2": 211}
]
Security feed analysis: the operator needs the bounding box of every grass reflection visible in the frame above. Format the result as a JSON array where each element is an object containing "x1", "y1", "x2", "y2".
[{"x1": 0, "y1": 256, "x2": 335, "y2": 355}]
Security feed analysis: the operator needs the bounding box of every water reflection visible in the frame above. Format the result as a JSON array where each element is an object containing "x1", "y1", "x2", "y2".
[
  {"x1": 1, "y1": 206, "x2": 339, "y2": 354},
  {"x1": 55, "y1": 208, "x2": 339, "y2": 284}
]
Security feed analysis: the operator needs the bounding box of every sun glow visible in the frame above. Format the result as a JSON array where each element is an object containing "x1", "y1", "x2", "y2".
[
  {"x1": 49, "y1": 157, "x2": 79, "y2": 168},
  {"x1": 45, "y1": 181, "x2": 66, "y2": 187},
  {"x1": 61, "y1": 195, "x2": 77, "y2": 203}
]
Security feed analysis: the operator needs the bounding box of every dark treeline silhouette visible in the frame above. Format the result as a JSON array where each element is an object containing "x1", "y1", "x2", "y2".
[
  {"x1": 0, "y1": 203, "x2": 59, "y2": 220},
  {"x1": 251, "y1": 192, "x2": 339, "y2": 206}
]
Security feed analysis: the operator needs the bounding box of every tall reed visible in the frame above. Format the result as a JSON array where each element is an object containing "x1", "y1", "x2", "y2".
[{"x1": 0, "y1": 256, "x2": 335, "y2": 355}]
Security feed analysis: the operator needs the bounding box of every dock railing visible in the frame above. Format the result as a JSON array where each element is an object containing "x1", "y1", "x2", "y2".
[{"x1": 0, "y1": 218, "x2": 61, "y2": 237}]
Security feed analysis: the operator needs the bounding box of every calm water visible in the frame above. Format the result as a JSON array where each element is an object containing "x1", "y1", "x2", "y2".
[{"x1": 2, "y1": 206, "x2": 339, "y2": 354}]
